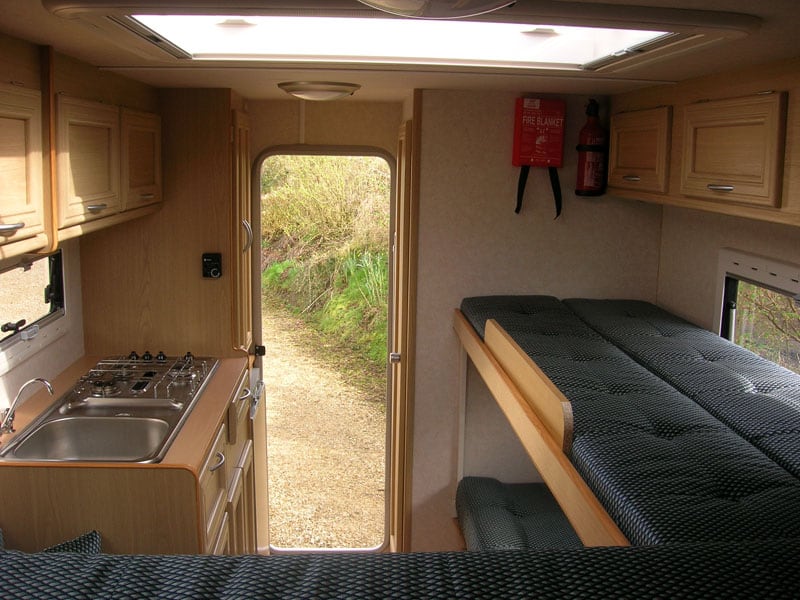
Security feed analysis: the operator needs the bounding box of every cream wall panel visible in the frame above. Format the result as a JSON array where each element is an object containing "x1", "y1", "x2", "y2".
[
  {"x1": 411, "y1": 89, "x2": 662, "y2": 551},
  {"x1": 657, "y1": 205, "x2": 800, "y2": 330}
]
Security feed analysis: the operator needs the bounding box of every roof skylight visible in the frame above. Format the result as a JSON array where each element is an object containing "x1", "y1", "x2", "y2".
[{"x1": 131, "y1": 14, "x2": 670, "y2": 70}]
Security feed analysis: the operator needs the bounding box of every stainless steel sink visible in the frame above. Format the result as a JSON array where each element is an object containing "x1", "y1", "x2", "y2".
[{"x1": 6, "y1": 417, "x2": 170, "y2": 462}]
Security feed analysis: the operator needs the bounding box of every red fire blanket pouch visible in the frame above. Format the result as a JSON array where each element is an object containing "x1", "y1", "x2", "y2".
[{"x1": 512, "y1": 97, "x2": 566, "y2": 218}]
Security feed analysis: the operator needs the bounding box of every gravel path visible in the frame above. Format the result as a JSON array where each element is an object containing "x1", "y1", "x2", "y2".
[{"x1": 263, "y1": 303, "x2": 387, "y2": 549}]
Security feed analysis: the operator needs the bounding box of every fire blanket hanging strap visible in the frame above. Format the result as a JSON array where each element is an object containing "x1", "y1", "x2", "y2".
[{"x1": 512, "y1": 97, "x2": 566, "y2": 218}]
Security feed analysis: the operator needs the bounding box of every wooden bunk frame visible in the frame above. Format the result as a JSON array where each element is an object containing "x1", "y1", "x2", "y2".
[{"x1": 454, "y1": 309, "x2": 629, "y2": 547}]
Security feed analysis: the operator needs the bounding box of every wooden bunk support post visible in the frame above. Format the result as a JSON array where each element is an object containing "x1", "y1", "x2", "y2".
[{"x1": 453, "y1": 309, "x2": 629, "y2": 547}]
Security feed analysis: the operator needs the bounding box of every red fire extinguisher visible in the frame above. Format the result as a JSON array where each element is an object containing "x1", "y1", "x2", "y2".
[{"x1": 575, "y1": 99, "x2": 607, "y2": 196}]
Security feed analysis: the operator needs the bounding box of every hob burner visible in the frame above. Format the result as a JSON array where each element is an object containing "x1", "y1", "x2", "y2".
[{"x1": 90, "y1": 376, "x2": 121, "y2": 397}]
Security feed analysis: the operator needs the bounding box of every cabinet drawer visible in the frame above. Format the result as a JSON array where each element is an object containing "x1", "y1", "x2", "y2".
[
  {"x1": 226, "y1": 368, "x2": 252, "y2": 462},
  {"x1": 211, "y1": 510, "x2": 230, "y2": 556},
  {"x1": 680, "y1": 93, "x2": 786, "y2": 207},
  {"x1": 200, "y1": 422, "x2": 228, "y2": 552},
  {"x1": 608, "y1": 106, "x2": 671, "y2": 193}
]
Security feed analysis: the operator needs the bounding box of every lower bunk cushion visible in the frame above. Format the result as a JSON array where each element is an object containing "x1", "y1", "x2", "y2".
[
  {"x1": 455, "y1": 477, "x2": 582, "y2": 551},
  {"x1": 566, "y1": 299, "x2": 800, "y2": 479}
]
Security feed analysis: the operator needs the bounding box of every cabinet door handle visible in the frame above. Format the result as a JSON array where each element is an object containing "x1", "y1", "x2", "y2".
[
  {"x1": 239, "y1": 387, "x2": 252, "y2": 402},
  {"x1": 0, "y1": 223, "x2": 25, "y2": 236},
  {"x1": 707, "y1": 184, "x2": 735, "y2": 192},
  {"x1": 241, "y1": 219, "x2": 253, "y2": 253},
  {"x1": 87, "y1": 203, "x2": 108, "y2": 213},
  {"x1": 209, "y1": 451, "x2": 226, "y2": 472},
  {"x1": 139, "y1": 193, "x2": 156, "y2": 200},
  {"x1": 622, "y1": 175, "x2": 641, "y2": 182}
]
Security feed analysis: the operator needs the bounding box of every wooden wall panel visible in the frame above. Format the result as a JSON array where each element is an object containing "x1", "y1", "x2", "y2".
[{"x1": 81, "y1": 89, "x2": 236, "y2": 357}]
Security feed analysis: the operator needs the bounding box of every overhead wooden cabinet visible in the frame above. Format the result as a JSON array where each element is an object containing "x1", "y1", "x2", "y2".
[
  {"x1": 608, "y1": 106, "x2": 671, "y2": 194},
  {"x1": 57, "y1": 95, "x2": 121, "y2": 228},
  {"x1": 0, "y1": 83, "x2": 48, "y2": 259},
  {"x1": 680, "y1": 93, "x2": 787, "y2": 207},
  {"x1": 121, "y1": 108, "x2": 162, "y2": 211}
]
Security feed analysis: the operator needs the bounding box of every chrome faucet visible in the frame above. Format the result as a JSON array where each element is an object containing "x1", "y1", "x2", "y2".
[{"x1": 0, "y1": 378, "x2": 54, "y2": 434}]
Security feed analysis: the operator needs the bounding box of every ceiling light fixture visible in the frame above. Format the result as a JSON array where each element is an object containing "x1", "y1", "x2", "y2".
[
  {"x1": 277, "y1": 81, "x2": 361, "y2": 101},
  {"x1": 357, "y1": 0, "x2": 515, "y2": 19}
]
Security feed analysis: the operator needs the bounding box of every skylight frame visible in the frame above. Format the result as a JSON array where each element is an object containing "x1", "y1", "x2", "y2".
[{"x1": 129, "y1": 13, "x2": 673, "y2": 71}]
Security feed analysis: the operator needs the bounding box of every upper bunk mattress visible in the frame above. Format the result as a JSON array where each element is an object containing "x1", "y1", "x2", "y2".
[{"x1": 566, "y1": 299, "x2": 800, "y2": 479}]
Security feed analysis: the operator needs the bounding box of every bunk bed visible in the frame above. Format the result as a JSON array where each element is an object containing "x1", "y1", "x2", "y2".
[{"x1": 454, "y1": 296, "x2": 800, "y2": 550}]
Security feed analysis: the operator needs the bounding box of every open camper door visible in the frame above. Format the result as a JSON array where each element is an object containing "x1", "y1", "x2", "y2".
[{"x1": 389, "y1": 117, "x2": 418, "y2": 552}]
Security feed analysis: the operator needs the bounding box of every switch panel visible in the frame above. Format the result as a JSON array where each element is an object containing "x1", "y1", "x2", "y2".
[{"x1": 202, "y1": 253, "x2": 222, "y2": 279}]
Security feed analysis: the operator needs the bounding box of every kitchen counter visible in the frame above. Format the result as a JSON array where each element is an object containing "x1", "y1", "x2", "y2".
[{"x1": 0, "y1": 356, "x2": 251, "y2": 554}]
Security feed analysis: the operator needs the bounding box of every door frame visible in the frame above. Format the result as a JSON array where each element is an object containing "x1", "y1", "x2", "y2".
[{"x1": 250, "y1": 144, "x2": 408, "y2": 552}]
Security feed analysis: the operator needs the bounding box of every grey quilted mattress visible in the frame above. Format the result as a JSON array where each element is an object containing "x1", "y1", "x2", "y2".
[
  {"x1": 566, "y1": 298, "x2": 800, "y2": 479},
  {"x1": 3, "y1": 541, "x2": 800, "y2": 599},
  {"x1": 459, "y1": 296, "x2": 800, "y2": 546}
]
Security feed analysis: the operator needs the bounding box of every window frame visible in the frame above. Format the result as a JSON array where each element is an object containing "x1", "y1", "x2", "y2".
[
  {"x1": 0, "y1": 250, "x2": 68, "y2": 375},
  {"x1": 715, "y1": 248, "x2": 800, "y2": 342}
]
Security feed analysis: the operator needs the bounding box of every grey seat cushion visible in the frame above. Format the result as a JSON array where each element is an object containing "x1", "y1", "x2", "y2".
[
  {"x1": 456, "y1": 477, "x2": 582, "y2": 551},
  {"x1": 3, "y1": 540, "x2": 800, "y2": 598}
]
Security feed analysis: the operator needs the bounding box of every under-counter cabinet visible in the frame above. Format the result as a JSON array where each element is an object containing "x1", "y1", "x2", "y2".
[
  {"x1": 57, "y1": 95, "x2": 121, "y2": 228},
  {"x1": 680, "y1": 92, "x2": 787, "y2": 207},
  {"x1": 0, "y1": 83, "x2": 48, "y2": 259},
  {"x1": 121, "y1": 108, "x2": 161, "y2": 210},
  {"x1": 608, "y1": 106, "x2": 671, "y2": 193}
]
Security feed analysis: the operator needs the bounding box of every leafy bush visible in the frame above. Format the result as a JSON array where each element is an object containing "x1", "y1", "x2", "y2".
[{"x1": 261, "y1": 155, "x2": 391, "y2": 369}]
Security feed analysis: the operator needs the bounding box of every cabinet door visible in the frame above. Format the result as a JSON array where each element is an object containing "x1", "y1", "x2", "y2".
[
  {"x1": 121, "y1": 108, "x2": 161, "y2": 210},
  {"x1": 0, "y1": 84, "x2": 46, "y2": 251},
  {"x1": 608, "y1": 106, "x2": 671, "y2": 193},
  {"x1": 232, "y1": 109, "x2": 252, "y2": 351},
  {"x1": 680, "y1": 93, "x2": 786, "y2": 207},
  {"x1": 57, "y1": 96, "x2": 120, "y2": 228},
  {"x1": 200, "y1": 422, "x2": 228, "y2": 553}
]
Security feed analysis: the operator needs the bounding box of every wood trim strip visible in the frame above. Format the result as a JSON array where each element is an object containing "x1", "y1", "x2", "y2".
[
  {"x1": 453, "y1": 309, "x2": 629, "y2": 547},
  {"x1": 484, "y1": 319, "x2": 573, "y2": 452}
]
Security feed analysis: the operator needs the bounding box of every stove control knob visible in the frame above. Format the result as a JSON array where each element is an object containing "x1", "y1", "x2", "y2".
[
  {"x1": 156, "y1": 351, "x2": 167, "y2": 363},
  {"x1": 142, "y1": 350, "x2": 153, "y2": 361},
  {"x1": 128, "y1": 351, "x2": 139, "y2": 360}
]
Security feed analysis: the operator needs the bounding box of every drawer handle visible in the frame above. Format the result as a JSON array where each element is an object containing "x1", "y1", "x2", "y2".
[
  {"x1": 0, "y1": 222, "x2": 25, "y2": 236},
  {"x1": 139, "y1": 193, "x2": 156, "y2": 200},
  {"x1": 622, "y1": 175, "x2": 641, "y2": 182},
  {"x1": 209, "y1": 451, "x2": 225, "y2": 472},
  {"x1": 87, "y1": 203, "x2": 108, "y2": 213},
  {"x1": 239, "y1": 387, "x2": 252, "y2": 402},
  {"x1": 707, "y1": 184, "x2": 735, "y2": 192}
]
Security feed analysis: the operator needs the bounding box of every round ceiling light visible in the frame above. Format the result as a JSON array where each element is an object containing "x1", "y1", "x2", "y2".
[
  {"x1": 277, "y1": 81, "x2": 361, "y2": 101},
  {"x1": 357, "y1": 0, "x2": 516, "y2": 18}
]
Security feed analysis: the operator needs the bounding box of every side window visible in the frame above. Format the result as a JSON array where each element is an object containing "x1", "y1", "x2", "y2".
[
  {"x1": 720, "y1": 251, "x2": 800, "y2": 375},
  {"x1": 0, "y1": 251, "x2": 64, "y2": 344}
]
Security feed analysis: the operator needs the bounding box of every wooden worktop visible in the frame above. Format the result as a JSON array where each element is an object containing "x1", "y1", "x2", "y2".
[{"x1": 0, "y1": 356, "x2": 247, "y2": 472}]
